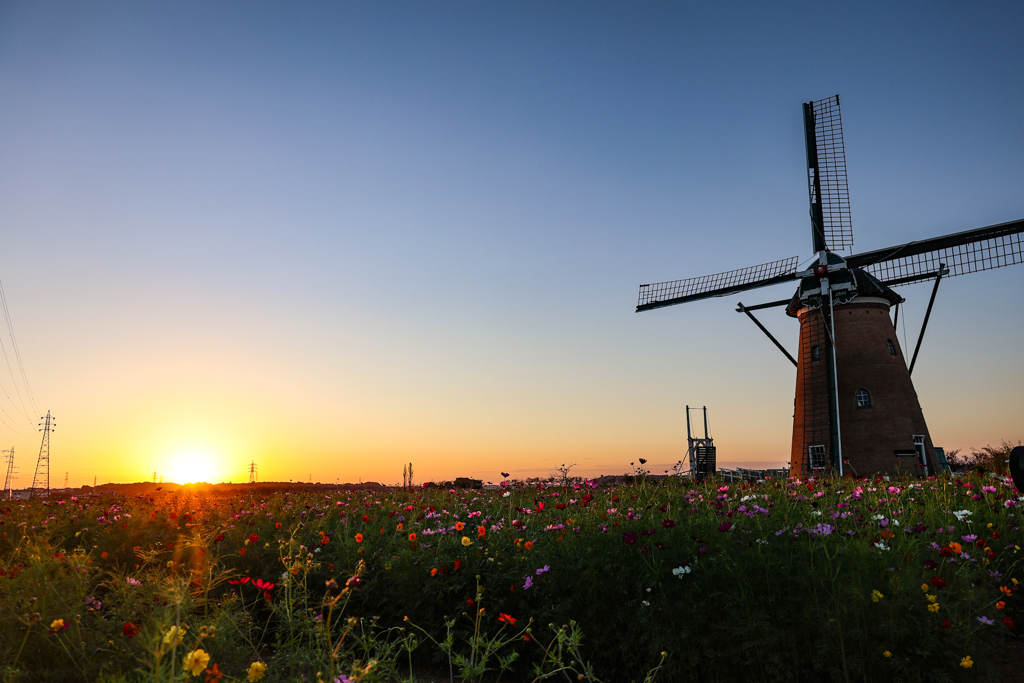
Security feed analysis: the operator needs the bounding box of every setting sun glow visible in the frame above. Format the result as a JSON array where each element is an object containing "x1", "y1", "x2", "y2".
[{"x1": 164, "y1": 449, "x2": 220, "y2": 485}]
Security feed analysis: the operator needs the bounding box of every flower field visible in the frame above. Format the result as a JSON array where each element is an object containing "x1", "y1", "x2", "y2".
[{"x1": 1, "y1": 473, "x2": 1022, "y2": 682}]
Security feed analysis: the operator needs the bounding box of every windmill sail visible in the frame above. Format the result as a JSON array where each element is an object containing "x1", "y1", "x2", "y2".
[
  {"x1": 804, "y1": 95, "x2": 854, "y2": 252},
  {"x1": 848, "y1": 218, "x2": 1024, "y2": 286},
  {"x1": 636, "y1": 256, "x2": 800, "y2": 311}
]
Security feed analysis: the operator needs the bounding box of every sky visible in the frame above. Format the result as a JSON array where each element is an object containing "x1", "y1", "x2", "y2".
[{"x1": 0, "y1": 1, "x2": 1021, "y2": 487}]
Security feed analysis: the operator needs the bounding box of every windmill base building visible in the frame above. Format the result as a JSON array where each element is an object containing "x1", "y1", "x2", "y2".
[{"x1": 788, "y1": 267, "x2": 938, "y2": 478}]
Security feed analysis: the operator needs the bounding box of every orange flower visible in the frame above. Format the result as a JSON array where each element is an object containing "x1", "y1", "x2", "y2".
[
  {"x1": 498, "y1": 612, "x2": 517, "y2": 625},
  {"x1": 204, "y1": 662, "x2": 224, "y2": 683},
  {"x1": 948, "y1": 542, "x2": 962, "y2": 554},
  {"x1": 455, "y1": 521, "x2": 465, "y2": 531},
  {"x1": 430, "y1": 568, "x2": 438, "y2": 577},
  {"x1": 408, "y1": 532, "x2": 417, "y2": 542},
  {"x1": 524, "y1": 541, "x2": 533, "y2": 550},
  {"x1": 397, "y1": 523, "x2": 403, "y2": 531},
  {"x1": 355, "y1": 533, "x2": 363, "y2": 543},
  {"x1": 477, "y1": 526, "x2": 486, "y2": 539},
  {"x1": 101, "y1": 552, "x2": 109, "y2": 559},
  {"x1": 996, "y1": 601, "x2": 1006, "y2": 611}
]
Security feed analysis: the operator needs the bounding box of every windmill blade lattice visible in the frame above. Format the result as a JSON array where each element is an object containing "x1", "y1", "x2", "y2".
[
  {"x1": 848, "y1": 218, "x2": 1024, "y2": 286},
  {"x1": 806, "y1": 95, "x2": 854, "y2": 252},
  {"x1": 637, "y1": 255, "x2": 800, "y2": 311}
]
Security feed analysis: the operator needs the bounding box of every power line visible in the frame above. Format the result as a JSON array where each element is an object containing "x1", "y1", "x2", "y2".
[{"x1": 0, "y1": 280, "x2": 38, "y2": 416}]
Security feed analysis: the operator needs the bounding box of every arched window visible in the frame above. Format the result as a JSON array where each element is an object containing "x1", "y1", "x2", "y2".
[
  {"x1": 856, "y1": 389, "x2": 871, "y2": 408},
  {"x1": 886, "y1": 339, "x2": 896, "y2": 355}
]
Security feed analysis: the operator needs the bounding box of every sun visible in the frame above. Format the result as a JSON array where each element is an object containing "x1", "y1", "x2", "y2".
[{"x1": 164, "y1": 448, "x2": 219, "y2": 484}]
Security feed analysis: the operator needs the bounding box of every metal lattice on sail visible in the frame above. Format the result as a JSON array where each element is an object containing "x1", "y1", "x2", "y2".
[
  {"x1": 808, "y1": 95, "x2": 854, "y2": 252},
  {"x1": 637, "y1": 256, "x2": 799, "y2": 311},
  {"x1": 849, "y1": 218, "x2": 1024, "y2": 286}
]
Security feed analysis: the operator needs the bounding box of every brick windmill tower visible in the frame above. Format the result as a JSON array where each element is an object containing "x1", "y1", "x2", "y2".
[{"x1": 636, "y1": 95, "x2": 1023, "y2": 478}]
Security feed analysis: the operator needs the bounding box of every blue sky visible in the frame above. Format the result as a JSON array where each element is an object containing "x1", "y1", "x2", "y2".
[{"x1": 0, "y1": 1, "x2": 1021, "y2": 485}]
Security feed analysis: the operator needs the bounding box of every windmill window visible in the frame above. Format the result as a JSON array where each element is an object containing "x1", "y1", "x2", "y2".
[
  {"x1": 856, "y1": 389, "x2": 871, "y2": 408},
  {"x1": 886, "y1": 339, "x2": 896, "y2": 355},
  {"x1": 811, "y1": 345, "x2": 820, "y2": 361}
]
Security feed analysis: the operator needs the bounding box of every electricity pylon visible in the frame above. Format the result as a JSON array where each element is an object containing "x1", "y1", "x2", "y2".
[
  {"x1": 248, "y1": 461, "x2": 258, "y2": 484},
  {"x1": 30, "y1": 411, "x2": 55, "y2": 499},
  {"x1": 3, "y1": 448, "x2": 14, "y2": 500}
]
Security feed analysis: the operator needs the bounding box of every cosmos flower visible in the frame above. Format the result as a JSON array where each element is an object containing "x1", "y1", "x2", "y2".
[
  {"x1": 498, "y1": 612, "x2": 517, "y2": 625},
  {"x1": 247, "y1": 661, "x2": 267, "y2": 682},
  {"x1": 123, "y1": 622, "x2": 141, "y2": 638},
  {"x1": 163, "y1": 625, "x2": 187, "y2": 646},
  {"x1": 183, "y1": 649, "x2": 210, "y2": 676},
  {"x1": 462, "y1": 536, "x2": 472, "y2": 546}
]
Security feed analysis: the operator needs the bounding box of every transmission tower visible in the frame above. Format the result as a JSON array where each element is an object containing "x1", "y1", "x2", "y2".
[
  {"x1": 30, "y1": 411, "x2": 55, "y2": 499},
  {"x1": 248, "y1": 461, "x2": 258, "y2": 484},
  {"x1": 64, "y1": 471, "x2": 68, "y2": 489},
  {"x1": 3, "y1": 448, "x2": 14, "y2": 500}
]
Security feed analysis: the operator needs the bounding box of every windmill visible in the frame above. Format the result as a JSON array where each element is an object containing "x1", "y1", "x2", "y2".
[{"x1": 637, "y1": 95, "x2": 1024, "y2": 479}]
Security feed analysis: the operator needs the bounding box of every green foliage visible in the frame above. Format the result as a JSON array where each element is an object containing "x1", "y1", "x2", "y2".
[{"x1": 0, "y1": 472, "x2": 1022, "y2": 681}]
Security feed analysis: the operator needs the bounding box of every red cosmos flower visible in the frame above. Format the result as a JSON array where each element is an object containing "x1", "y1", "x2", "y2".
[
  {"x1": 248, "y1": 533, "x2": 259, "y2": 544},
  {"x1": 122, "y1": 622, "x2": 141, "y2": 638},
  {"x1": 941, "y1": 620, "x2": 951, "y2": 629},
  {"x1": 169, "y1": 513, "x2": 177, "y2": 520},
  {"x1": 203, "y1": 663, "x2": 223, "y2": 683},
  {"x1": 498, "y1": 613, "x2": 517, "y2": 625},
  {"x1": 228, "y1": 577, "x2": 251, "y2": 585},
  {"x1": 254, "y1": 579, "x2": 275, "y2": 590},
  {"x1": 453, "y1": 560, "x2": 462, "y2": 571},
  {"x1": 939, "y1": 547, "x2": 953, "y2": 558},
  {"x1": 718, "y1": 521, "x2": 733, "y2": 533},
  {"x1": 409, "y1": 532, "x2": 417, "y2": 542},
  {"x1": 238, "y1": 548, "x2": 246, "y2": 556},
  {"x1": 622, "y1": 531, "x2": 638, "y2": 545},
  {"x1": 213, "y1": 533, "x2": 225, "y2": 543},
  {"x1": 930, "y1": 577, "x2": 946, "y2": 589},
  {"x1": 466, "y1": 598, "x2": 475, "y2": 607},
  {"x1": 661, "y1": 519, "x2": 676, "y2": 529},
  {"x1": 362, "y1": 515, "x2": 369, "y2": 523},
  {"x1": 275, "y1": 522, "x2": 282, "y2": 529},
  {"x1": 1003, "y1": 616, "x2": 1015, "y2": 629},
  {"x1": 992, "y1": 531, "x2": 1002, "y2": 539},
  {"x1": 523, "y1": 633, "x2": 533, "y2": 642}
]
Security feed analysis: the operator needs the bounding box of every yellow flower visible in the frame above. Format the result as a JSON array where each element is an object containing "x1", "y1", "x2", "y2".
[
  {"x1": 182, "y1": 649, "x2": 209, "y2": 676},
  {"x1": 926, "y1": 594, "x2": 937, "y2": 603},
  {"x1": 50, "y1": 619, "x2": 64, "y2": 631},
  {"x1": 920, "y1": 583, "x2": 930, "y2": 593},
  {"x1": 162, "y1": 625, "x2": 187, "y2": 646},
  {"x1": 960, "y1": 655, "x2": 973, "y2": 669},
  {"x1": 247, "y1": 661, "x2": 267, "y2": 682},
  {"x1": 928, "y1": 603, "x2": 940, "y2": 612},
  {"x1": 883, "y1": 650, "x2": 892, "y2": 658},
  {"x1": 871, "y1": 590, "x2": 884, "y2": 602},
  {"x1": 462, "y1": 536, "x2": 472, "y2": 546}
]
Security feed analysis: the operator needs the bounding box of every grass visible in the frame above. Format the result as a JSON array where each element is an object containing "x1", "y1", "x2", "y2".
[{"x1": 1, "y1": 471, "x2": 1021, "y2": 682}]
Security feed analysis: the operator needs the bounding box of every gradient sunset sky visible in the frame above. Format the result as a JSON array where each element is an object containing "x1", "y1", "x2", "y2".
[{"x1": 0, "y1": 1, "x2": 1021, "y2": 486}]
